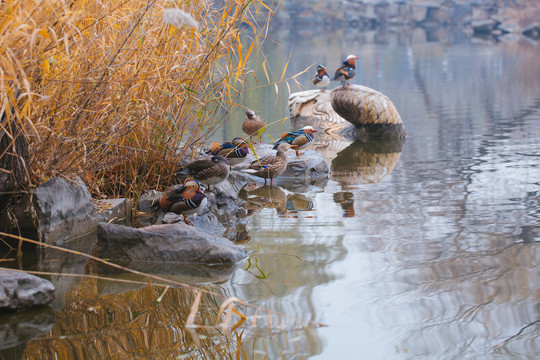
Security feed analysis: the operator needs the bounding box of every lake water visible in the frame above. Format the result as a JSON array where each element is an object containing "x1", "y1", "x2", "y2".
[
  {"x1": 218, "y1": 28, "x2": 540, "y2": 359},
  {"x1": 2, "y1": 25, "x2": 540, "y2": 360}
]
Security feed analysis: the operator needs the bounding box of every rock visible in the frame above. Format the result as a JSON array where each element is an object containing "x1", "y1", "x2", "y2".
[
  {"x1": 288, "y1": 90, "x2": 353, "y2": 137},
  {"x1": 94, "y1": 198, "x2": 131, "y2": 225},
  {"x1": 498, "y1": 22, "x2": 519, "y2": 34},
  {"x1": 523, "y1": 22, "x2": 540, "y2": 39},
  {"x1": 0, "y1": 269, "x2": 55, "y2": 310},
  {"x1": 411, "y1": 4, "x2": 428, "y2": 23},
  {"x1": 330, "y1": 85, "x2": 406, "y2": 139},
  {"x1": 471, "y1": 19, "x2": 497, "y2": 34},
  {"x1": 96, "y1": 222, "x2": 247, "y2": 266},
  {"x1": 98, "y1": 262, "x2": 241, "y2": 289},
  {"x1": 238, "y1": 144, "x2": 329, "y2": 191},
  {"x1": 0, "y1": 177, "x2": 100, "y2": 245},
  {"x1": 136, "y1": 172, "x2": 250, "y2": 239},
  {"x1": 32, "y1": 177, "x2": 97, "y2": 244}
]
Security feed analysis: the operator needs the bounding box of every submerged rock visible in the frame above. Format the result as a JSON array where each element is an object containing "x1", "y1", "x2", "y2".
[
  {"x1": 0, "y1": 269, "x2": 55, "y2": 310},
  {"x1": 96, "y1": 222, "x2": 247, "y2": 266}
]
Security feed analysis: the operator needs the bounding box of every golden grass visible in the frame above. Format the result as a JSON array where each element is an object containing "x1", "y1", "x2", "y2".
[{"x1": 1, "y1": 0, "x2": 275, "y2": 199}]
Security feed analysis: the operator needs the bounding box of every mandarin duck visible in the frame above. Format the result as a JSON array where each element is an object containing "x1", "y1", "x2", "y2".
[
  {"x1": 242, "y1": 110, "x2": 266, "y2": 143},
  {"x1": 241, "y1": 142, "x2": 291, "y2": 185},
  {"x1": 206, "y1": 137, "x2": 249, "y2": 166},
  {"x1": 332, "y1": 55, "x2": 359, "y2": 86},
  {"x1": 273, "y1": 125, "x2": 317, "y2": 156},
  {"x1": 312, "y1": 64, "x2": 331, "y2": 91},
  {"x1": 177, "y1": 155, "x2": 230, "y2": 188},
  {"x1": 159, "y1": 179, "x2": 208, "y2": 225}
]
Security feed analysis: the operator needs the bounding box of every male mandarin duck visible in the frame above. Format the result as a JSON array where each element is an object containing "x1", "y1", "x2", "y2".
[
  {"x1": 159, "y1": 179, "x2": 208, "y2": 225},
  {"x1": 242, "y1": 110, "x2": 266, "y2": 143},
  {"x1": 242, "y1": 142, "x2": 292, "y2": 185},
  {"x1": 312, "y1": 64, "x2": 331, "y2": 91},
  {"x1": 273, "y1": 125, "x2": 318, "y2": 156},
  {"x1": 332, "y1": 55, "x2": 359, "y2": 86},
  {"x1": 206, "y1": 137, "x2": 249, "y2": 166},
  {"x1": 177, "y1": 155, "x2": 230, "y2": 187}
]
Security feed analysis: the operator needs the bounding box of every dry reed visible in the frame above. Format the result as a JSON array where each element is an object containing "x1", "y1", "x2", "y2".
[{"x1": 1, "y1": 0, "x2": 274, "y2": 200}]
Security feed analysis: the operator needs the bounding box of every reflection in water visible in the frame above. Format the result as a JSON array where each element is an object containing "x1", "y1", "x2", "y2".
[
  {"x1": 333, "y1": 192, "x2": 355, "y2": 218},
  {"x1": 18, "y1": 259, "x2": 314, "y2": 359},
  {"x1": 239, "y1": 183, "x2": 316, "y2": 217},
  {"x1": 240, "y1": 183, "x2": 288, "y2": 214},
  {"x1": 226, "y1": 24, "x2": 540, "y2": 359},
  {"x1": 286, "y1": 193, "x2": 313, "y2": 213},
  {"x1": 331, "y1": 138, "x2": 404, "y2": 187}
]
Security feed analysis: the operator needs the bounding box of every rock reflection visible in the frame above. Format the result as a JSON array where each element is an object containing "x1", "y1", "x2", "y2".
[{"x1": 331, "y1": 138, "x2": 404, "y2": 187}]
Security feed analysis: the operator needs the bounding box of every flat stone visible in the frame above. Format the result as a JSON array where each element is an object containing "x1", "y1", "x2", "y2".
[
  {"x1": 237, "y1": 144, "x2": 329, "y2": 190},
  {"x1": 0, "y1": 269, "x2": 55, "y2": 310},
  {"x1": 96, "y1": 222, "x2": 247, "y2": 266},
  {"x1": 94, "y1": 198, "x2": 132, "y2": 225}
]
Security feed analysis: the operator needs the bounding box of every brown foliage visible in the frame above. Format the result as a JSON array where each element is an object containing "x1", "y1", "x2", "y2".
[{"x1": 0, "y1": 0, "x2": 272, "y2": 199}]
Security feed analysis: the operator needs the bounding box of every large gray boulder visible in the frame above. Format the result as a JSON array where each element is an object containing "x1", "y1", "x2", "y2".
[
  {"x1": 96, "y1": 222, "x2": 247, "y2": 266},
  {"x1": 0, "y1": 269, "x2": 55, "y2": 310},
  {"x1": 331, "y1": 85, "x2": 406, "y2": 139},
  {"x1": 1, "y1": 177, "x2": 98, "y2": 245}
]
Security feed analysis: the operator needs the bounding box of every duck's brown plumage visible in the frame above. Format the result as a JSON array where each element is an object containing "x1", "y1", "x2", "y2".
[
  {"x1": 244, "y1": 142, "x2": 291, "y2": 185},
  {"x1": 242, "y1": 110, "x2": 266, "y2": 143},
  {"x1": 178, "y1": 155, "x2": 230, "y2": 186}
]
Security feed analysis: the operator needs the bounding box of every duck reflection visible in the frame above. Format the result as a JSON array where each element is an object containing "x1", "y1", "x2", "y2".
[
  {"x1": 239, "y1": 183, "x2": 288, "y2": 214},
  {"x1": 239, "y1": 183, "x2": 316, "y2": 216},
  {"x1": 286, "y1": 193, "x2": 314, "y2": 212},
  {"x1": 333, "y1": 192, "x2": 355, "y2": 218},
  {"x1": 331, "y1": 138, "x2": 404, "y2": 187}
]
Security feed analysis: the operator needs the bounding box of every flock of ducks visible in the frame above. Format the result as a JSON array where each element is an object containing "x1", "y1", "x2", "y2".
[{"x1": 160, "y1": 55, "x2": 359, "y2": 225}]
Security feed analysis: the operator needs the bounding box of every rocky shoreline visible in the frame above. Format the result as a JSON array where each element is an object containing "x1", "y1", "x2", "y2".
[
  {"x1": 271, "y1": 0, "x2": 540, "y2": 41},
  {"x1": 0, "y1": 84, "x2": 405, "y2": 311}
]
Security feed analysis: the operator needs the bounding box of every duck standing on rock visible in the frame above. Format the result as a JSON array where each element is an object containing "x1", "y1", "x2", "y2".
[
  {"x1": 241, "y1": 142, "x2": 292, "y2": 185},
  {"x1": 242, "y1": 110, "x2": 266, "y2": 143},
  {"x1": 333, "y1": 55, "x2": 359, "y2": 86},
  {"x1": 177, "y1": 155, "x2": 230, "y2": 189},
  {"x1": 273, "y1": 125, "x2": 317, "y2": 156},
  {"x1": 206, "y1": 137, "x2": 249, "y2": 166},
  {"x1": 160, "y1": 179, "x2": 208, "y2": 225},
  {"x1": 313, "y1": 64, "x2": 331, "y2": 92}
]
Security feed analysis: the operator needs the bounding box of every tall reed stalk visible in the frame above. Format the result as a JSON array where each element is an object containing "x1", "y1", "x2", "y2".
[{"x1": 1, "y1": 0, "x2": 273, "y2": 199}]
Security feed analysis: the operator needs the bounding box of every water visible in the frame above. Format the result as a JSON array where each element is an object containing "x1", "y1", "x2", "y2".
[
  {"x1": 219, "y1": 29, "x2": 540, "y2": 359},
  {"x1": 2, "y1": 27, "x2": 540, "y2": 360}
]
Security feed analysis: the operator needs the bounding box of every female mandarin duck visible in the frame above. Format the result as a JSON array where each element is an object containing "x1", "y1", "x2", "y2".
[
  {"x1": 333, "y1": 55, "x2": 359, "y2": 86},
  {"x1": 177, "y1": 155, "x2": 230, "y2": 187},
  {"x1": 242, "y1": 142, "x2": 292, "y2": 185},
  {"x1": 159, "y1": 179, "x2": 208, "y2": 225},
  {"x1": 242, "y1": 110, "x2": 266, "y2": 143},
  {"x1": 273, "y1": 125, "x2": 317, "y2": 156},
  {"x1": 206, "y1": 137, "x2": 249, "y2": 166},
  {"x1": 313, "y1": 64, "x2": 331, "y2": 91}
]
